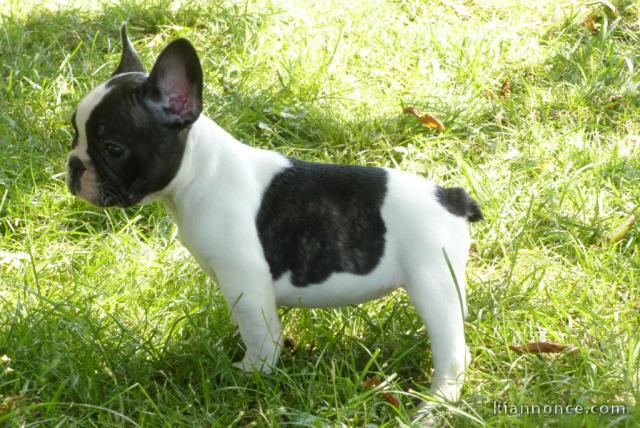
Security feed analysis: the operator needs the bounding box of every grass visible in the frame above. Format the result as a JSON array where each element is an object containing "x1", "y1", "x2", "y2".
[{"x1": 0, "y1": 0, "x2": 639, "y2": 425}]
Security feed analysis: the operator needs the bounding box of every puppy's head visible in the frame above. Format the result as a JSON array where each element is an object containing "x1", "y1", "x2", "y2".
[{"x1": 66, "y1": 24, "x2": 203, "y2": 207}]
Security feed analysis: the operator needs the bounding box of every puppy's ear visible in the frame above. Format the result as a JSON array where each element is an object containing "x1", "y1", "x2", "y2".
[
  {"x1": 113, "y1": 22, "x2": 146, "y2": 76},
  {"x1": 142, "y1": 38, "x2": 203, "y2": 127}
]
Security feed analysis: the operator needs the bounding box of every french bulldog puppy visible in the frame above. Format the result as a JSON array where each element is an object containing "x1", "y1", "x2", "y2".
[{"x1": 66, "y1": 24, "x2": 482, "y2": 403}]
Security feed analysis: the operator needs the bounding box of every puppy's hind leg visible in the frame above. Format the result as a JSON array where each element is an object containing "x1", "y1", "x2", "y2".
[{"x1": 404, "y1": 258, "x2": 470, "y2": 403}]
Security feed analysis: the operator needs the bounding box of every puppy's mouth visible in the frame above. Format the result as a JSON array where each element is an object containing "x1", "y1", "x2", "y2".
[
  {"x1": 74, "y1": 183, "x2": 140, "y2": 208},
  {"x1": 97, "y1": 184, "x2": 140, "y2": 208},
  {"x1": 67, "y1": 158, "x2": 139, "y2": 208}
]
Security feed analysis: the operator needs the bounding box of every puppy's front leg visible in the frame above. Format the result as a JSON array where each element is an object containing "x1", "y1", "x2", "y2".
[{"x1": 221, "y1": 278, "x2": 282, "y2": 374}]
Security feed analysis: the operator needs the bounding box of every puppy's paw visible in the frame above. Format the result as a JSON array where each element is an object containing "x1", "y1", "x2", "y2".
[
  {"x1": 429, "y1": 380, "x2": 463, "y2": 403},
  {"x1": 232, "y1": 357, "x2": 273, "y2": 374}
]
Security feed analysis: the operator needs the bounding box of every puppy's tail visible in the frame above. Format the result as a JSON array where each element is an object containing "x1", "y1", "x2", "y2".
[{"x1": 436, "y1": 186, "x2": 483, "y2": 223}]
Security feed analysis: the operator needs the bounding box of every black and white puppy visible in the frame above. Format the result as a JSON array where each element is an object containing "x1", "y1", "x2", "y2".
[{"x1": 66, "y1": 25, "x2": 482, "y2": 403}]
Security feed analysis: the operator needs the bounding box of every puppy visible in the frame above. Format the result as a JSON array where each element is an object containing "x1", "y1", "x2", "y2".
[{"x1": 66, "y1": 24, "x2": 482, "y2": 403}]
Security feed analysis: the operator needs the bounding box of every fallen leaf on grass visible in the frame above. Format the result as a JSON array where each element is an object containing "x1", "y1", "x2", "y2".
[
  {"x1": 403, "y1": 107, "x2": 445, "y2": 132},
  {"x1": 382, "y1": 392, "x2": 400, "y2": 408},
  {"x1": 486, "y1": 78, "x2": 511, "y2": 99},
  {"x1": 605, "y1": 208, "x2": 638, "y2": 243},
  {"x1": 362, "y1": 377, "x2": 381, "y2": 390},
  {"x1": 584, "y1": 13, "x2": 600, "y2": 33},
  {"x1": 510, "y1": 342, "x2": 578, "y2": 355},
  {"x1": 605, "y1": 95, "x2": 628, "y2": 111},
  {"x1": 362, "y1": 377, "x2": 401, "y2": 408},
  {"x1": 500, "y1": 78, "x2": 511, "y2": 97}
]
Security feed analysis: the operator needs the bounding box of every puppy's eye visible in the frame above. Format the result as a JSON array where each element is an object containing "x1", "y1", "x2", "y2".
[{"x1": 105, "y1": 142, "x2": 125, "y2": 158}]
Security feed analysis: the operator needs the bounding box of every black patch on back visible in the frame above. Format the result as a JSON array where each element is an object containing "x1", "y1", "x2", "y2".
[
  {"x1": 436, "y1": 186, "x2": 483, "y2": 222},
  {"x1": 256, "y1": 159, "x2": 388, "y2": 287}
]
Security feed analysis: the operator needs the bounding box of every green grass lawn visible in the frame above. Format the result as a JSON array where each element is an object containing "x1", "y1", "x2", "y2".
[{"x1": 1, "y1": 0, "x2": 639, "y2": 426}]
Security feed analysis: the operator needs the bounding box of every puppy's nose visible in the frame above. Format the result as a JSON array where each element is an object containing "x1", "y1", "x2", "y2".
[{"x1": 67, "y1": 156, "x2": 86, "y2": 194}]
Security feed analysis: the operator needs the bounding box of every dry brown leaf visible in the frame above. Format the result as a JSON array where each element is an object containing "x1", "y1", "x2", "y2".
[
  {"x1": 605, "y1": 95, "x2": 628, "y2": 111},
  {"x1": 362, "y1": 377, "x2": 400, "y2": 407},
  {"x1": 403, "y1": 106, "x2": 445, "y2": 132},
  {"x1": 510, "y1": 341, "x2": 578, "y2": 355},
  {"x1": 362, "y1": 377, "x2": 381, "y2": 390},
  {"x1": 584, "y1": 13, "x2": 600, "y2": 33},
  {"x1": 382, "y1": 392, "x2": 400, "y2": 408},
  {"x1": 500, "y1": 78, "x2": 511, "y2": 97}
]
